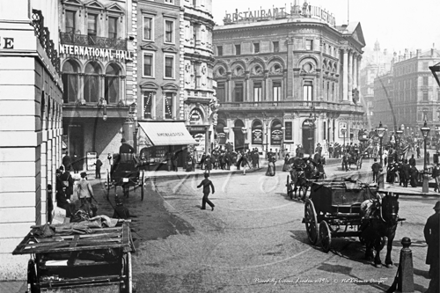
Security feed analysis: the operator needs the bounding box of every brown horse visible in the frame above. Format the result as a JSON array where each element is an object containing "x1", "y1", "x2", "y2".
[{"x1": 360, "y1": 193, "x2": 400, "y2": 267}]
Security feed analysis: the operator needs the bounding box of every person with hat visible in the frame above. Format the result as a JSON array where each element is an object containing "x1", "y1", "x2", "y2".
[
  {"x1": 197, "y1": 172, "x2": 215, "y2": 211},
  {"x1": 424, "y1": 201, "x2": 440, "y2": 293},
  {"x1": 119, "y1": 138, "x2": 135, "y2": 154},
  {"x1": 76, "y1": 172, "x2": 98, "y2": 217}
]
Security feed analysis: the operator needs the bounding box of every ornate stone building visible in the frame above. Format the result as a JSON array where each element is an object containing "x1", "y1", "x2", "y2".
[{"x1": 213, "y1": 3, "x2": 365, "y2": 155}]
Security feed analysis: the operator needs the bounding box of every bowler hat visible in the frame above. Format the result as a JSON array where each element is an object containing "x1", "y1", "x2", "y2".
[
  {"x1": 434, "y1": 201, "x2": 440, "y2": 211},
  {"x1": 80, "y1": 171, "x2": 87, "y2": 178}
]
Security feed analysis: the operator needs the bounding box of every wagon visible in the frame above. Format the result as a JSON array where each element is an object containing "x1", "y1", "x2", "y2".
[
  {"x1": 13, "y1": 222, "x2": 134, "y2": 293},
  {"x1": 108, "y1": 153, "x2": 145, "y2": 200},
  {"x1": 302, "y1": 180, "x2": 377, "y2": 252}
]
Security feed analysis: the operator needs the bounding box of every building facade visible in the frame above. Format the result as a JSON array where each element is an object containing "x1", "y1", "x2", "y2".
[
  {"x1": 59, "y1": 0, "x2": 136, "y2": 172},
  {"x1": 0, "y1": 0, "x2": 63, "y2": 279},
  {"x1": 213, "y1": 3, "x2": 365, "y2": 155},
  {"x1": 373, "y1": 48, "x2": 440, "y2": 135}
]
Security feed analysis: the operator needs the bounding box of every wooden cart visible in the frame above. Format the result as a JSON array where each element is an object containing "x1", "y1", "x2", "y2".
[
  {"x1": 12, "y1": 223, "x2": 134, "y2": 293},
  {"x1": 302, "y1": 180, "x2": 377, "y2": 252}
]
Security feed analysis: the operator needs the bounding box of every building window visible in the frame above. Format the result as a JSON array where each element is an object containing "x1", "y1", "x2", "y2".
[
  {"x1": 143, "y1": 91, "x2": 154, "y2": 119},
  {"x1": 65, "y1": 11, "x2": 75, "y2": 33},
  {"x1": 423, "y1": 91, "x2": 429, "y2": 101},
  {"x1": 254, "y1": 43, "x2": 260, "y2": 53},
  {"x1": 253, "y1": 81, "x2": 262, "y2": 102},
  {"x1": 273, "y1": 81, "x2": 281, "y2": 101},
  {"x1": 87, "y1": 14, "x2": 97, "y2": 37},
  {"x1": 62, "y1": 60, "x2": 79, "y2": 103},
  {"x1": 84, "y1": 62, "x2": 101, "y2": 103},
  {"x1": 217, "y1": 46, "x2": 223, "y2": 56},
  {"x1": 303, "y1": 81, "x2": 313, "y2": 101},
  {"x1": 108, "y1": 16, "x2": 117, "y2": 39},
  {"x1": 234, "y1": 82, "x2": 243, "y2": 102},
  {"x1": 143, "y1": 16, "x2": 153, "y2": 40},
  {"x1": 217, "y1": 82, "x2": 225, "y2": 102},
  {"x1": 164, "y1": 55, "x2": 174, "y2": 78},
  {"x1": 423, "y1": 76, "x2": 429, "y2": 86},
  {"x1": 273, "y1": 41, "x2": 279, "y2": 52},
  {"x1": 306, "y1": 39, "x2": 313, "y2": 51},
  {"x1": 143, "y1": 53, "x2": 154, "y2": 77},
  {"x1": 105, "y1": 63, "x2": 121, "y2": 104},
  {"x1": 235, "y1": 44, "x2": 241, "y2": 55},
  {"x1": 165, "y1": 0, "x2": 174, "y2": 3},
  {"x1": 165, "y1": 20, "x2": 174, "y2": 43},
  {"x1": 164, "y1": 93, "x2": 174, "y2": 119}
]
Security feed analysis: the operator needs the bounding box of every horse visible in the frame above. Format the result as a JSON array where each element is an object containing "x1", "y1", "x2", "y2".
[{"x1": 360, "y1": 193, "x2": 400, "y2": 267}]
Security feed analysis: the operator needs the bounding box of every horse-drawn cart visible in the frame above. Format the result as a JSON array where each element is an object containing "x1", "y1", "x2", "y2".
[
  {"x1": 13, "y1": 223, "x2": 134, "y2": 293},
  {"x1": 302, "y1": 180, "x2": 378, "y2": 252},
  {"x1": 108, "y1": 153, "x2": 145, "y2": 200}
]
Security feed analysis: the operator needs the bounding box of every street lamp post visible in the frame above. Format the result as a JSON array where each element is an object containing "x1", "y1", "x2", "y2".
[
  {"x1": 341, "y1": 127, "x2": 346, "y2": 150},
  {"x1": 396, "y1": 127, "x2": 404, "y2": 161},
  {"x1": 376, "y1": 122, "x2": 386, "y2": 166},
  {"x1": 420, "y1": 120, "x2": 431, "y2": 192}
]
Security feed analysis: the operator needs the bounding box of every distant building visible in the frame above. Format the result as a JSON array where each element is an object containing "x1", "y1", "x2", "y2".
[
  {"x1": 0, "y1": 0, "x2": 63, "y2": 279},
  {"x1": 213, "y1": 2, "x2": 366, "y2": 155},
  {"x1": 373, "y1": 48, "x2": 440, "y2": 135}
]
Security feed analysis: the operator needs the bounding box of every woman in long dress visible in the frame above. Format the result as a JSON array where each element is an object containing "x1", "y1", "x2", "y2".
[{"x1": 282, "y1": 153, "x2": 290, "y2": 172}]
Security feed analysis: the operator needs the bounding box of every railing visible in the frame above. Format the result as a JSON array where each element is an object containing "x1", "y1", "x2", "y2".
[
  {"x1": 31, "y1": 10, "x2": 60, "y2": 75},
  {"x1": 219, "y1": 100, "x2": 365, "y2": 112},
  {"x1": 60, "y1": 32, "x2": 127, "y2": 50}
]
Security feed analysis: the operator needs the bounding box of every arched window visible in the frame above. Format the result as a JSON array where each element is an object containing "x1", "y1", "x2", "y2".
[
  {"x1": 84, "y1": 61, "x2": 101, "y2": 103},
  {"x1": 105, "y1": 63, "x2": 121, "y2": 104},
  {"x1": 62, "y1": 60, "x2": 79, "y2": 103}
]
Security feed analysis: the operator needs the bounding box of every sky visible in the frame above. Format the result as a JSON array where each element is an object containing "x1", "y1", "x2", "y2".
[{"x1": 212, "y1": 0, "x2": 440, "y2": 53}]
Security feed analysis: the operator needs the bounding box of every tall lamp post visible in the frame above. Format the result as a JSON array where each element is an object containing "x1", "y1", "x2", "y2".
[
  {"x1": 421, "y1": 121, "x2": 431, "y2": 192},
  {"x1": 341, "y1": 127, "x2": 346, "y2": 150},
  {"x1": 395, "y1": 126, "x2": 404, "y2": 160},
  {"x1": 376, "y1": 122, "x2": 386, "y2": 166}
]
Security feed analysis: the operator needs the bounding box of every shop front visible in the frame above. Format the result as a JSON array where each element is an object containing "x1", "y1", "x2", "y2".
[{"x1": 137, "y1": 122, "x2": 197, "y2": 171}]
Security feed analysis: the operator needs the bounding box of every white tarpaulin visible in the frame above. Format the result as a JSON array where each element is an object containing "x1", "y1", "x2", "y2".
[{"x1": 138, "y1": 122, "x2": 197, "y2": 146}]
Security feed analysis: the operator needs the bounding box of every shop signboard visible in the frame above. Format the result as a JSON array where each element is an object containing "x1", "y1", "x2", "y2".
[
  {"x1": 285, "y1": 122, "x2": 292, "y2": 141},
  {"x1": 271, "y1": 129, "x2": 283, "y2": 145},
  {"x1": 218, "y1": 132, "x2": 226, "y2": 144},
  {"x1": 86, "y1": 152, "x2": 97, "y2": 171},
  {"x1": 252, "y1": 128, "x2": 263, "y2": 144}
]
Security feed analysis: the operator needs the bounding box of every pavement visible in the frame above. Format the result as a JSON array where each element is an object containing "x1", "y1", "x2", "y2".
[{"x1": 2, "y1": 155, "x2": 438, "y2": 292}]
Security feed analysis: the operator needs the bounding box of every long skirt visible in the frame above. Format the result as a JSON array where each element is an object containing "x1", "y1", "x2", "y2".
[
  {"x1": 282, "y1": 163, "x2": 290, "y2": 172},
  {"x1": 266, "y1": 164, "x2": 275, "y2": 176}
]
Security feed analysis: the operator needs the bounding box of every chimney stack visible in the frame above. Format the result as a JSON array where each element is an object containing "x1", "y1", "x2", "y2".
[{"x1": 416, "y1": 49, "x2": 421, "y2": 57}]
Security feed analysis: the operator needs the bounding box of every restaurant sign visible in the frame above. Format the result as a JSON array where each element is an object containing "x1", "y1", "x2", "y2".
[
  {"x1": 271, "y1": 129, "x2": 283, "y2": 145},
  {"x1": 252, "y1": 128, "x2": 263, "y2": 144},
  {"x1": 59, "y1": 44, "x2": 133, "y2": 61}
]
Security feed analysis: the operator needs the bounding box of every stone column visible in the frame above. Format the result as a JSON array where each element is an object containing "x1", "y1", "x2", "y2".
[
  {"x1": 227, "y1": 75, "x2": 232, "y2": 102},
  {"x1": 342, "y1": 49, "x2": 348, "y2": 101},
  {"x1": 353, "y1": 53, "x2": 358, "y2": 89},
  {"x1": 348, "y1": 50, "x2": 353, "y2": 102}
]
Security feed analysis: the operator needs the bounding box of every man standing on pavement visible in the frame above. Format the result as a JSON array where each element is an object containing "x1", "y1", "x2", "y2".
[
  {"x1": 424, "y1": 201, "x2": 440, "y2": 293},
  {"x1": 432, "y1": 163, "x2": 440, "y2": 192},
  {"x1": 197, "y1": 173, "x2": 215, "y2": 211},
  {"x1": 77, "y1": 172, "x2": 97, "y2": 217},
  {"x1": 409, "y1": 154, "x2": 416, "y2": 168},
  {"x1": 371, "y1": 158, "x2": 382, "y2": 183}
]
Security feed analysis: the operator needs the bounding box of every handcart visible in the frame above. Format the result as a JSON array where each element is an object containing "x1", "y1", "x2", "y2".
[{"x1": 13, "y1": 222, "x2": 134, "y2": 293}]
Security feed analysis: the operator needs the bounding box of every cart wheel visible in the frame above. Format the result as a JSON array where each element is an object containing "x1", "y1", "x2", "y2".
[
  {"x1": 286, "y1": 175, "x2": 293, "y2": 200},
  {"x1": 319, "y1": 220, "x2": 331, "y2": 253},
  {"x1": 27, "y1": 259, "x2": 39, "y2": 293},
  {"x1": 304, "y1": 199, "x2": 318, "y2": 245}
]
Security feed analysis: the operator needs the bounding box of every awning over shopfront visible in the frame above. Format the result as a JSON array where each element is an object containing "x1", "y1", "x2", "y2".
[{"x1": 138, "y1": 122, "x2": 197, "y2": 146}]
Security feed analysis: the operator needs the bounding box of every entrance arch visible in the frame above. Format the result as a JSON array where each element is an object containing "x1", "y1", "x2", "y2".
[
  {"x1": 302, "y1": 119, "x2": 315, "y2": 155},
  {"x1": 234, "y1": 119, "x2": 245, "y2": 151}
]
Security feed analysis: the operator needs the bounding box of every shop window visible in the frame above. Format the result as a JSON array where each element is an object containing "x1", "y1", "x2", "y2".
[
  {"x1": 217, "y1": 82, "x2": 225, "y2": 102},
  {"x1": 164, "y1": 93, "x2": 174, "y2": 119},
  {"x1": 164, "y1": 55, "x2": 174, "y2": 78},
  {"x1": 273, "y1": 41, "x2": 279, "y2": 52},
  {"x1": 165, "y1": 20, "x2": 174, "y2": 43},
  {"x1": 143, "y1": 16, "x2": 153, "y2": 41},
  {"x1": 234, "y1": 82, "x2": 243, "y2": 102},
  {"x1": 62, "y1": 60, "x2": 79, "y2": 103},
  {"x1": 88, "y1": 14, "x2": 97, "y2": 37},
  {"x1": 108, "y1": 16, "x2": 118, "y2": 39},
  {"x1": 253, "y1": 82, "x2": 262, "y2": 102},
  {"x1": 65, "y1": 10, "x2": 76, "y2": 33},
  {"x1": 143, "y1": 91, "x2": 155, "y2": 119},
  {"x1": 105, "y1": 63, "x2": 121, "y2": 104},
  {"x1": 143, "y1": 52, "x2": 154, "y2": 77},
  {"x1": 303, "y1": 81, "x2": 313, "y2": 101},
  {"x1": 273, "y1": 81, "x2": 281, "y2": 102},
  {"x1": 84, "y1": 61, "x2": 101, "y2": 103}
]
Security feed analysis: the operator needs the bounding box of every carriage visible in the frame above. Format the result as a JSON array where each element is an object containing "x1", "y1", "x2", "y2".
[
  {"x1": 286, "y1": 157, "x2": 325, "y2": 200},
  {"x1": 13, "y1": 223, "x2": 134, "y2": 293},
  {"x1": 302, "y1": 180, "x2": 378, "y2": 252},
  {"x1": 108, "y1": 153, "x2": 145, "y2": 200}
]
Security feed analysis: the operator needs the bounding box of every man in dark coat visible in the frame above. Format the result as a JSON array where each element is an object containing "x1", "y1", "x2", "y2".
[
  {"x1": 371, "y1": 158, "x2": 382, "y2": 183},
  {"x1": 409, "y1": 154, "x2": 416, "y2": 168},
  {"x1": 113, "y1": 196, "x2": 131, "y2": 219},
  {"x1": 432, "y1": 163, "x2": 440, "y2": 192},
  {"x1": 424, "y1": 201, "x2": 440, "y2": 293},
  {"x1": 399, "y1": 159, "x2": 410, "y2": 187},
  {"x1": 119, "y1": 138, "x2": 135, "y2": 154},
  {"x1": 62, "y1": 151, "x2": 72, "y2": 171}
]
